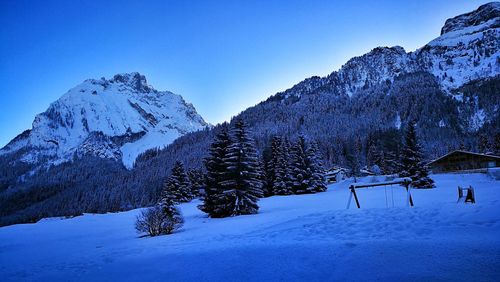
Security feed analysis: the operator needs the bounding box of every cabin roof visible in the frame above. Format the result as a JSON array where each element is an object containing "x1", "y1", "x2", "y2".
[{"x1": 428, "y1": 150, "x2": 500, "y2": 165}]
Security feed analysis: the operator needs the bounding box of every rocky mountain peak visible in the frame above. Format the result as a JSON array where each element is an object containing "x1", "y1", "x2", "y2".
[
  {"x1": 109, "y1": 72, "x2": 153, "y2": 93},
  {"x1": 440, "y1": 2, "x2": 500, "y2": 35}
]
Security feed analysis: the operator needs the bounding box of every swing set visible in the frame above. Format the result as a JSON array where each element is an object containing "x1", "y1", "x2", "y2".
[{"x1": 347, "y1": 178, "x2": 414, "y2": 209}]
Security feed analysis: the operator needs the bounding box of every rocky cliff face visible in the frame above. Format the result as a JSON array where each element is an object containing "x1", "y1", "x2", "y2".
[{"x1": 1, "y1": 72, "x2": 207, "y2": 169}]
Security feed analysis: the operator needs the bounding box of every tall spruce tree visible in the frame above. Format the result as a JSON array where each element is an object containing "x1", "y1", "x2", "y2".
[
  {"x1": 383, "y1": 150, "x2": 401, "y2": 175},
  {"x1": 199, "y1": 125, "x2": 233, "y2": 217},
  {"x1": 221, "y1": 119, "x2": 263, "y2": 216},
  {"x1": 155, "y1": 181, "x2": 184, "y2": 234},
  {"x1": 271, "y1": 136, "x2": 293, "y2": 195},
  {"x1": 164, "y1": 161, "x2": 193, "y2": 203},
  {"x1": 305, "y1": 141, "x2": 327, "y2": 192},
  {"x1": 290, "y1": 135, "x2": 314, "y2": 194},
  {"x1": 261, "y1": 141, "x2": 274, "y2": 197},
  {"x1": 187, "y1": 168, "x2": 204, "y2": 198},
  {"x1": 495, "y1": 133, "x2": 500, "y2": 155},
  {"x1": 282, "y1": 138, "x2": 295, "y2": 190},
  {"x1": 400, "y1": 122, "x2": 435, "y2": 188}
]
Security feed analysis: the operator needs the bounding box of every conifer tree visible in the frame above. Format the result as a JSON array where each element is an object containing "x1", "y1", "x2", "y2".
[
  {"x1": 187, "y1": 168, "x2": 204, "y2": 198},
  {"x1": 270, "y1": 136, "x2": 293, "y2": 195},
  {"x1": 382, "y1": 150, "x2": 401, "y2": 175},
  {"x1": 261, "y1": 141, "x2": 274, "y2": 197},
  {"x1": 199, "y1": 125, "x2": 233, "y2": 217},
  {"x1": 281, "y1": 138, "x2": 295, "y2": 190},
  {"x1": 495, "y1": 133, "x2": 500, "y2": 155},
  {"x1": 478, "y1": 134, "x2": 490, "y2": 153},
  {"x1": 221, "y1": 119, "x2": 263, "y2": 215},
  {"x1": 399, "y1": 122, "x2": 435, "y2": 188},
  {"x1": 150, "y1": 182, "x2": 184, "y2": 235},
  {"x1": 305, "y1": 141, "x2": 327, "y2": 192},
  {"x1": 166, "y1": 161, "x2": 192, "y2": 202},
  {"x1": 290, "y1": 135, "x2": 314, "y2": 194}
]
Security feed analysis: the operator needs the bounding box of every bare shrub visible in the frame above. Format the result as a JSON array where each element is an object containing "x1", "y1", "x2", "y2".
[{"x1": 135, "y1": 205, "x2": 183, "y2": 236}]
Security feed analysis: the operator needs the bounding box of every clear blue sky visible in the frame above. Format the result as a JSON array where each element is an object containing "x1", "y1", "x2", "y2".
[{"x1": 0, "y1": 0, "x2": 492, "y2": 147}]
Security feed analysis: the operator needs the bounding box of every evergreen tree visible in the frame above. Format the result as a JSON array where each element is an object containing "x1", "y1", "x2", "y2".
[
  {"x1": 366, "y1": 138, "x2": 378, "y2": 167},
  {"x1": 199, "y1": 125, "x2": 234, "y2": 217},
  {"x1": 221, "y1": 119, "x2": 263, "y2": 216},
  {"x1": 305, "y1": 141, "x2": 327, "y2": 192},
  {"x1": 187, "y1": 168, "x2": 204, "y2": 198},
  {"x1": 150, "y1": 169, "x2": 186, "y2": 235},
  {"x1": 271, "y1": 136, "x2": 293, "y2": 195},
  {"x1": 290, "y1": 136, "x2": 314, "y2": 194},
  {"x1": 478, "y1": 134, "x2": 490, "y2": 153},
  {"x1": 281, "y1": 138, "x2": 295, "y2": 190},
  {"x1": 383, "y1": 150, "x2": 401, "y2": 175},
  {"x1": 261, "y1": 140, "x2": 274, "y2": 197},
  {"x1": 399, "y1": 122, "x2": 435, "y2": 188},
  {"x1": 495, "y1": 133, "x2": 500, "y2": 155},
  {"x1": 165, "y1": 161, "x2": 192, "y2": 202}
]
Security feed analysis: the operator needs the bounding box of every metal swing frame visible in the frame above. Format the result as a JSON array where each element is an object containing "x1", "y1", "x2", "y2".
[{"x1": 347, "y1": 178, "x2": 414, "y2": 209}]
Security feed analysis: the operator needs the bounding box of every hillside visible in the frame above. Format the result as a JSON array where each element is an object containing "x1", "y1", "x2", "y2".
[{"x1": 0, "y1": 173, "x2": 499, "y2": 281}]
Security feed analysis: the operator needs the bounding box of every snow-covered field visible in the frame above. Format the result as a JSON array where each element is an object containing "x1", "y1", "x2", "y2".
[{"x1": 1, "y1": 173, "x2": 499, "y2": 281}]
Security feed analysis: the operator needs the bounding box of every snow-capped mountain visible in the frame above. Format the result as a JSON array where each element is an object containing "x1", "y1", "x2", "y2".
[
  {"x1": 279, "y1": 2, "x2": 499, "y2": 99},
  {"x1": 269, "y1": 2, "x2": 499, "y2": 135},
  {"x1": 0, "y1": 72, "x2": 207, "y2": 169}
]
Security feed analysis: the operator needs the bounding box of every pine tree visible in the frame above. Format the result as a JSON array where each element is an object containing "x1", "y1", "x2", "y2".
[
  {"x1": 261, "y1": 140, "x2": 274, "y2": 197},
  {"x1": 495, "y1": 133, "x2": 500, "y2": 155},
  {"x1": 383, "y1": 150, "x2": 401, "y2": 175},
  {"x1": 221, "y1": 119, "x2": 263, "y2": 216},
  {"x1": 366, "y1": 138, "x2": 378, "y2": 167},
  {"x1": 271, "y1": 136, "x2": 293, "y2": 195},
  {"x1": 281, "y1": 138, "x2": 295, "y2": 190},
  {"x1": 478, "y1": 134, "x2": 490, "y2": 153},
  {"x1": 399, "y1": 122, "x2": 435, "y2": 188},
  {"x1": 165, "y1": 161, "x2": 192, "y2": 202},
  {"x1": 290, "y1": 136, "x2": 314, "y2": 194},
  {"x1": 199, "y1": 125, "x2": 234, "y2": 217},
  {"x1": 187, "y1": 168, "x2": 204, "y2": 198},
  {"x1": 305, "y1": 141, "x2": 327, "y2": 192},
  {"x1": 149, "y1": 170, "x2": 185, "y2": 235}
]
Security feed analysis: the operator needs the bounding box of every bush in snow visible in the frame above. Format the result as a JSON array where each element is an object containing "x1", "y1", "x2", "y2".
[{"x1": 135, "y1": 205, "x2": 183, "y2": 236}]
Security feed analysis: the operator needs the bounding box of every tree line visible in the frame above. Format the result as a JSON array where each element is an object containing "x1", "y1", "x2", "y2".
[{"x1": 136, "y1": 119, "x2": 327, "y2": 235}]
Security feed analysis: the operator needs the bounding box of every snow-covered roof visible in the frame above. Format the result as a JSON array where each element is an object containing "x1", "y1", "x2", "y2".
[
  {"x1": 428, "y1": 150, "x2": 500, "y2": 165},
  {"x1": 325, "y1": 167, "x2": 349, "y2": 175}
]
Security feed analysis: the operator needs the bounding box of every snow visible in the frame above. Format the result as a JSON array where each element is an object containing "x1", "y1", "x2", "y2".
[
  {"x1": 470, "y1": 108, "x2": 486, "y2": 131},
  {"x1": 428, "y1": 18, "x2": 498, "y2": 47},
  {"x1": 1, "y1": 173, "x2": 499, "y2": 281},
  {"x1": 394, "y1": 113, "x2": 401, "y2": 129}
]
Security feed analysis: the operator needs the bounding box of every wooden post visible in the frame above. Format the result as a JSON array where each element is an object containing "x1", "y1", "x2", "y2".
[
  {"x1": 346, "y1": 188, "x2": 353, "y2": 209},
  {"x1": 349, "y1": 185, "x2": 361, "y2": 208},
  {"x1": 404, "y1": 180, "x2": 414, "y2": 207}
]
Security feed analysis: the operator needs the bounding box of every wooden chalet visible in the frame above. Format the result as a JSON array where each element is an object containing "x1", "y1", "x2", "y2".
[{"x1": 428, "y1": 150, "x2": 500, "y2": 173}]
